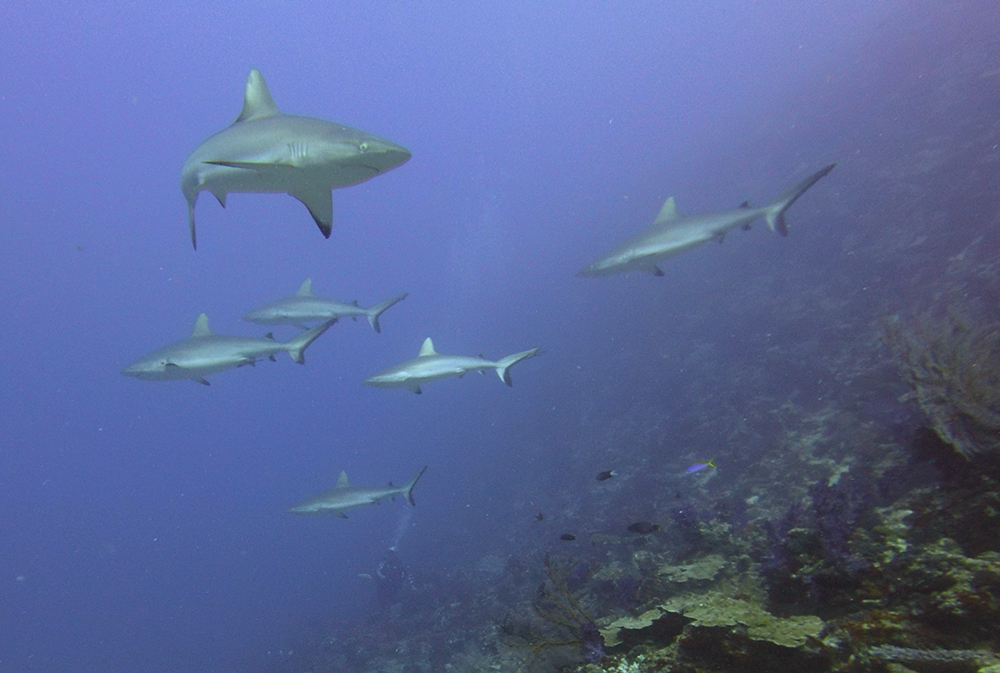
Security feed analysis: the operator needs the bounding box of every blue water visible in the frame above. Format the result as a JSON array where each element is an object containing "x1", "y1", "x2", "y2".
[{"x1": 2, "y1": 2, "x2": 997, "y2": 672}]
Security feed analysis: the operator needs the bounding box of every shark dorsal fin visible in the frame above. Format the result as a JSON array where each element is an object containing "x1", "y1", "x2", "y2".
[
  {"x1": 418, "y1": 337, "x2": 437, "y2": 357},
  {"x1": 296, "y1": 278, "x2": 314, "y2": 297},
  {"x1": 656, "y1": 197, "x2": 680, "y2": 221},
  {"x1": 191, "y1": 313, "x2": 213, "y2": 337},
  {"x1": 235, "y1": 70, "x2": 280, "y2": 123},
  {"x1": 336, "y1": 471, "x2": 351, "y2": 488}
]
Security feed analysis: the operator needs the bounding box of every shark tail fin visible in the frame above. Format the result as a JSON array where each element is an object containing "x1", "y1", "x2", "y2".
[
  {"x1": 495, "y1": 348, "x2": 541, "y2": 387},
  {"x1": 366, "y1": 293, "x2": 409, "y2": 333},
  {"x1": 285, "y1": 319, "x2": 336, "y2": 364},
  {"x1": 402, "y1": 466, "x2": 427, "y2": 506},
  {"x1": 763, "y1": 163, "x2": 836, "y2": 236}
]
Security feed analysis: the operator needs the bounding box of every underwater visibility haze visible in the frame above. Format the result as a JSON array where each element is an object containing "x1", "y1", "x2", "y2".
[{"x1": 3, "y1": 2, "x2": 1000, "y2": 672}]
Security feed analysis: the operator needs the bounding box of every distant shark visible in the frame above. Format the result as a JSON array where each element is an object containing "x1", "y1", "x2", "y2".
[
  {"x1": 243, "y1": 279, "x2": 408, "y2": 333},
  {"x1": 288, "y1": 466, "x2": 427, "y2": 517},
  {"x1": 578, "y1": 163, "x2": 836, "y2": 277},
  {"x1": 181, "y1": 69, "x2": 411, "y2": 249},
  {"x1": 364, "y1": 338, "x2": 540, "y2": 393},
  {"x1": 121, "y1": 314, "x2": 335, "y2": 385}
]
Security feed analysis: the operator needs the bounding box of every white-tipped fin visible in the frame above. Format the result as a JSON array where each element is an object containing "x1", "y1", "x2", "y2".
[
  {"x1": 336, "y1": 471, "x2": 351, "y2": 488},
  {"x1": 296, "y1": 279, "x2": 313, "y2": 297},
  {"x1": 418, "y1": 338, "x2": 437, "y2": 357},
  {"x1": 191, "y1": 313, "x2": 213, "y2": 337},
  {"x1": 235, "y1": 69, "x2": 280, "y2": 123},
  {"x1": 655, "y1": 197, "x2": 680, "y2": 222}
]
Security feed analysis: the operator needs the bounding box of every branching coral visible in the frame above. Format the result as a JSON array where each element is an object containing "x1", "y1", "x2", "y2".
[
  {"x1": 884, "y1": 308, "x2": 1000, "y2": 458},
  {"x1": 501, "y1": 554, "x2": 605, "y2": 669}
]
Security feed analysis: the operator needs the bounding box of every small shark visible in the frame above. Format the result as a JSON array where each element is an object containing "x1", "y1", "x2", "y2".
[
  {"x1": 121, "y1": 314, "x2": 335, "y2": 385},
  {"x1": 288, "y1": 466, "x2": 428, "y2": 517},
  {"x1": 364, "y1": 338, "x2": 540, "y2": 394},
  {"x1": 181, "y1": 69, "x2": 411, "y2": 249},
  {"x1": 578, "y1": 163, "x2": 836, "y2": 277},
  {"x1": 243, "y1": 279, "x2": 408, "y2": 333}
]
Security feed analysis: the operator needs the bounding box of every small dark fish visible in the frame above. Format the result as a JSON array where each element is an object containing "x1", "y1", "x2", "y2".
[
  {"x1": 595, "y1": 470, "x2": 617, "y2": 481},
  {"x1": 627, "y1": 521, "x2": 660, "y2": 535},
  {"x1": 535, "y1": 512, "x2": 545, "y2": 522},
  {"x1": 560, "y1": 533, "x2": 577, "y2": 541},
  {"x1": 686, "y1": 460, "x2": 716, "y2": 474}
]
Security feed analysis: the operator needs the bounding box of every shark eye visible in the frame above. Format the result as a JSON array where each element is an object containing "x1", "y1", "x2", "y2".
[{"x1": 359, "y1": 141, "x2": 369, "y2": 153}]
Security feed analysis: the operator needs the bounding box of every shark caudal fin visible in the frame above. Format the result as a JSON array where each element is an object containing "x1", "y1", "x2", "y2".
[
  {"x1": 285, "y1": 319, "x2": 336, "y2": 364},
  {"x1": 401, "y1": 466, "x2": 427, "y2": 506},
  {"x1": 366, "y1": 293, "x2": 409, "y2": 333},
  {"x1": 495, "y1": 348, "x2": 541, "y2": 387},
  {"x1": 763, "y1": 163, "x2": 836, "y2": 236}
]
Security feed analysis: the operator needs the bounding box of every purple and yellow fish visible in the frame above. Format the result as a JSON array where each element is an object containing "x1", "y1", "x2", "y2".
[{"x1": 686, "y1": 460, "x2": 716, "y2": 474}]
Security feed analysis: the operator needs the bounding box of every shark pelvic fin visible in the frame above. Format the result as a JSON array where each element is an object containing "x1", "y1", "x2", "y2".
[
  {"x1": 656, "y1": 196, "x2": 680, "y2": 221},
  {"x1": 296, "y1": 279, "x2": 313, "y2": 297},
  {"x1": 191, "y1": 313, "x2": 213, "y2": 337},
  {"x1": 418, "y1": 337, "x2": 437, "y2": 357},
  {"x1": 290, "y1": 188, "x2": 334, "y2": 238},
  {"x1": 236, "y1": 69, "x2": 281, "y2": 123},
  {"x1": 652, "y1": 266, "x2": 664, "y2": 277}
]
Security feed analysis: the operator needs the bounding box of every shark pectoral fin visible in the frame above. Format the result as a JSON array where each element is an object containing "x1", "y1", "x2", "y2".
[
  {"x1": 290, "y1": 188, "x2": 333, "y2": 238},
  {"x1": 268, "y1": 355, "x2": 276, "y2": 362},
  {"x1": 652, "y1": 266, "x2": 664, "y2": 277},
  {"x1": 336, "y1": 511, "x2": 348, "y2": 518},
  {"x1": 196, "y1": 377, "x2": 211, "y2": 386},
  {"x1": 715, "y1": 233, "x2": 726, "y2": 244},
  {"x1": 742, "y1": 223, "x2": 752, "y2": 231},
  {"x1": 411, "y1": 386, "x2": 422, "y2": 394},
  {"x1": 187, "y1": 201, "x2": 198, "y2": 250},
  {"x1": 203, "y1": 160, "x2": 274, "y2": 172}
]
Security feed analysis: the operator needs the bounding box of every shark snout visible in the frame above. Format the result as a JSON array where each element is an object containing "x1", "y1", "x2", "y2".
[{"x1": 360, "y1": 138, "x2": 411, "y2": 173}]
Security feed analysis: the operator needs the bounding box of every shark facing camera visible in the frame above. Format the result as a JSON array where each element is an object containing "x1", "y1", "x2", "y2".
[{"x1": 181, "y1": 69, "x2": 411, "y2": 249}]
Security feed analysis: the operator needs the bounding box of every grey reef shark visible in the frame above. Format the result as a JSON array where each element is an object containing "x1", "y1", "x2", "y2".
[
  {"x1": 121, "y1": 314, "x2": 335, "y2": 385},
  {"x1": 578, "y1": 163, "x2": 836, "y2": 277},
  {"x1": 288, "y1": 466, "x2": 428, "y2": 518},
  {"x1": 181, "y1": 69, "x2": 411, "y2": 249},
  {"x1": 243, "y1": 278, "x2": 408, "y2": 333},
  {"x1": 364, "y1": 338, "x2": 540, "y2": 394}
]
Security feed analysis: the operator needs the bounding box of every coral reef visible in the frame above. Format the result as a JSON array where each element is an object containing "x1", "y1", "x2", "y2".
[
  {"x1": 278, "y1": 384, "x2": 1000, "y2": 673},
  {"x1": 884, "y1": 307, "x2": 1000, "y2": 458}
]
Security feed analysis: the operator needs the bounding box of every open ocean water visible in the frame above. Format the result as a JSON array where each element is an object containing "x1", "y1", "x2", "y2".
[{"x1": 3, "y1": 2, "x2": 1000, "y2": 672}]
